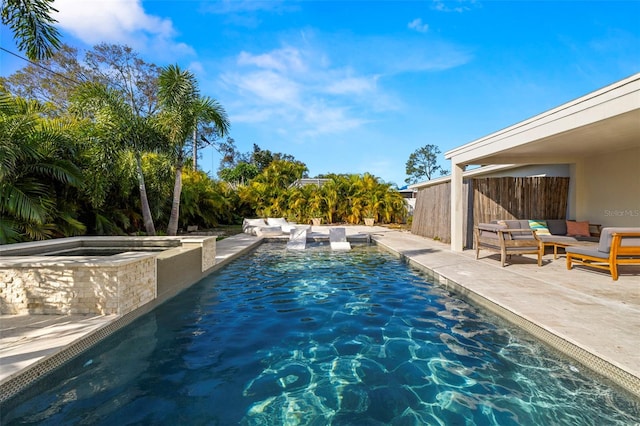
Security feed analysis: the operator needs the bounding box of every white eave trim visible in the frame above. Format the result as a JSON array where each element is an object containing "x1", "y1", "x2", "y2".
[{"x1": 408, "y1": 164, "x2": 520, "y2": 189}]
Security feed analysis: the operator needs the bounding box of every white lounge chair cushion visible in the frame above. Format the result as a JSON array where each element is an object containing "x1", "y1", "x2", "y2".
[
  {"x1": 331, "y1": 242, "x2": 352, "y2": 250},
  {"x1": 243, "y1": 218, "x2": 267, "y2": 235},
  {"x1": 255, "y1": 226, "x2": 283, "y2": 236},
  {"x1": 267, "y1": 218, "x2": 296, "y2": 233}
]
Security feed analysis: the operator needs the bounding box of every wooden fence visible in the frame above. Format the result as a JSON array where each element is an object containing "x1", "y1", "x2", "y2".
[
  {"x1": 411, "y1": 181, "x2": 472, "y2": 246},
  {"x1": 411, "y1": 177, "x2": 570, "y2": 247},
  {"x1": 473, "y1": 177, "x2": 569, "y2": 224}
]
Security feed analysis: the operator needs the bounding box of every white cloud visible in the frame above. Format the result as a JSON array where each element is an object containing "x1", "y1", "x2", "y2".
[
  {"x1": 219, "y1": 45, "x2": 384, "y2": 138},
  {"x1": 188, "y1": 61, "x2": 205, "y2": 74},
  {"x1": 408, "y1": 18, "x2": 429, "y2": 33},
  {"x1": 200, "y1": 0, "x2": 289, "y2": 15},
  {"x1": 53, "y1": 0, "x2": 194, "y2": 60},
  {"x1": 431, "y1": 0, "x2": 478, "y2": 13},
  {"x1": 217, "y1": 30, "x2": 465, "y2": 141},
  {"x1": 360, "y1": 37, "x2": 472, "y2": 74},
  {"x1": 237, "y1": 47, "x2": 307, "y2": 73},
  {"x1": 326, "y1": 76, "x2": 378, "y2": 95},
  {"x1": 301, "y1": 101, "x2": 369, "y2": 137},
  {"x1": 224, "y1": 70, "x2": 301, "y2": 104}
]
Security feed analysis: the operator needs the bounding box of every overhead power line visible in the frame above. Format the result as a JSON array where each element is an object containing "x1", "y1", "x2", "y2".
[{"x1": 0, "y1": 46, "x2": 85, "y2": 86}]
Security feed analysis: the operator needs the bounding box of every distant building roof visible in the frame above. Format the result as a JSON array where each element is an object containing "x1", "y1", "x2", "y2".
[{"x1": 289, "y1": 178, "x2": 331, "y2": 188}]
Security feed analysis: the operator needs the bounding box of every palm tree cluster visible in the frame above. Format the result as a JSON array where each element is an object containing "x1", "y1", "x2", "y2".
[
  {"x1": 1, "y1": 61, "x2": 229, "y2": 244},
  {"x1": 0, "y1": 92, "x2": 82, "y2": 242},
  {"x1": 241, "y1": 168, "x2": 407, "y2": 225}
]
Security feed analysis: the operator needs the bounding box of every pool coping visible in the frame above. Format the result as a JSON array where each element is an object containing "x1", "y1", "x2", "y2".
[{"x1": 1, "y1": 227, "x2": 638, "y2": 406}]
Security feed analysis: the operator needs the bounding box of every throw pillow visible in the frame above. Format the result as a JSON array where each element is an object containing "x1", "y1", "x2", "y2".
[
  {"x1": 528, "y1": 220, "x2": 551, "y2": 235},
  {"x1": 566, "y1": 220, "x2": 590, "y2": 237},
  {"x1": 546, "y1": 219, "x2": 567, "y2": 235}
]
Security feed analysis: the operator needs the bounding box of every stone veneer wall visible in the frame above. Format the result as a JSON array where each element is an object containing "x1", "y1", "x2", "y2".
[
  {"x1": 0, "y1": 236, "x2": 216, "y2": 316},
  {"x1": 201, "y1": 237, "x2": 216, "y2": 272},
  {"x1": 0, "y1": 256, "x2": 156, "y2": 315}
]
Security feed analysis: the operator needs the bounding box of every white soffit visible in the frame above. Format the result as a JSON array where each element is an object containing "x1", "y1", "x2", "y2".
[{"x1": 445, "y1": 73, "x2": 640, "y2": 166}]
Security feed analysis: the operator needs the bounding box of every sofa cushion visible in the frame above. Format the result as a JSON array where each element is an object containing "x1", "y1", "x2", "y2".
[
  {"x1": 529, "y1": 220, "x2": 550, "y2": 235},
  {"x1": 566, "y1": 220, "x2": 590, "y2": 237},
  {"x1": 477, "y1": 223, "x2": 506, "y2": 240},
  {"x1": 598, "y1": 227, "x2": 640, "y2": 253},
  {"x1": 538, "y1": 235, "x2": 577, "y2": 243},
  {"x1": 504, "y1": 220, "x2": 530, "y2": 237},
  {"x1": 565, "y1": 245, "x2": 604, "y2": 258},
  {"x1": 546, "y1": 219, "x2": 567, "y2": 236}
]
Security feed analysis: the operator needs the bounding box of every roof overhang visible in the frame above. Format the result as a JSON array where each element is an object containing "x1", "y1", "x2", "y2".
[
  {"x1": 408, "y1": 164, "x2": 524, "y2": 190},
  {"x1": 445, "y1": 73, "x2": 640, "y2": 166}
]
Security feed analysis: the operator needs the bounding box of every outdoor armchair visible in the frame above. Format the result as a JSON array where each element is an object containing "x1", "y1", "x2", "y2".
[{"x1": 475, "y1": 223, "x2": 543, "y2": 267}]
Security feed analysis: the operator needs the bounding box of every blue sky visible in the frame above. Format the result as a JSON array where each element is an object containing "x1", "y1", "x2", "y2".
[{"x1": 1, "y1": 1, "x2": 639, "y2": 187}]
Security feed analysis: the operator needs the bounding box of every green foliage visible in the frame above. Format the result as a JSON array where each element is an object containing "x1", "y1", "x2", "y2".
[
  {"x1": 217, "y1": 142, "x2": 307, "y2": 184},
  {"x1": 179, "y1": 169, "x2": 237, "y2": 228},
  {"x1": 1, "y1": 0, "x2": 61, "y2": 60},
  {"x1": 0, "y1": 91, "x2": 84, "y2": 243},
  {"x1": 218, "y1": 162, "x2": 259, "y2": 184},
  {"x1": 238, "y1": 168, "x2": 407, "y2": 225},
  {"x1": 405, "y1": 144, "x2": 449, "y2": 184},
  {"x1": 0, "y1": 45, "x2": 83, "y2": 116}
]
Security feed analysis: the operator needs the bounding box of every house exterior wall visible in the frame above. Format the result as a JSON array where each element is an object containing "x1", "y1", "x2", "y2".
[
  {"x1": 576, "y1": 146, "x2": 640, "y2": 227},
  {"x1": 483, "y1": 164, "x2": 570, "y2": 178}
]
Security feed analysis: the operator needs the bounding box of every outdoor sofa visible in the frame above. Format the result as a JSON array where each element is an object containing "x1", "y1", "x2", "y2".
[
  {"x1": 242, "y1": 218, "x2": 310, "y2": 236},
  {"x1": 566, "y1": 227, "x2": 640, "y2": 280},
  {"x1": 531, "y1": 219, "x2": 600, "y2": 258},
  {"x1": 474, "y1": 219, "x2": 601, "y2": 267}
]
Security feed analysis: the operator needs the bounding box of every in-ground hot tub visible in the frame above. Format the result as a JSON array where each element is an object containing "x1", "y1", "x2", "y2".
[{"x1": 0, "y1": 236, "x2": 217, "y2": 316}]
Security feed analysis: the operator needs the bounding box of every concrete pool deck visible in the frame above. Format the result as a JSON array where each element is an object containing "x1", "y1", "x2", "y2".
[{"x1": 1, "y1": 226, "x2": 639, "y2": 401}]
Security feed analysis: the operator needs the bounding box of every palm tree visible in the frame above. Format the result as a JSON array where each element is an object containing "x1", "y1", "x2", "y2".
[
  {"x1": 179, "y1": 169, "x2": 234, "y2": 228},
  {"x1": 71, "y1": 82, "x2": 161, "y2": 235},
  {"x1": 320, "y1": 178, "x2": 342, "y2": 224},
  {"x1": 0, "y1": 91, "x2": 82, "y2": 243},
  {"x1": 157, "y1": 64, "x2": 229, "y2": 236},
  {"x1": 1, "y1": 0, "x2": 61, "y2": 60}
]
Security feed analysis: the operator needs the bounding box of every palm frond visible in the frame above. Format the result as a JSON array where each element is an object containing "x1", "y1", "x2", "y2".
[{"x1": 2, "y1": 0, "x2": 61, "y2": 60}]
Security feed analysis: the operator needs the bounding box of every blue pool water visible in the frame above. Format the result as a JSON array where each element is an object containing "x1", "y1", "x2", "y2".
[{"x1": 3, "y1": 244, "x2": 638, "y2": 425}]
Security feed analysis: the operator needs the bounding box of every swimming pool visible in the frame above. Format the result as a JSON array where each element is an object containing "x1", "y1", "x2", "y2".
[{"x1": 2, "y1": 243, "x2": 638, "y2": 424}]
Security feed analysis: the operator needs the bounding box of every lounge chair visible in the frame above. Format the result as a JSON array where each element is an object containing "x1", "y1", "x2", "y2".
[
  {"x1": 329, "y1": 227, "x2": 351, "y2": 250},
  {"x1": 566, "y1": 227, "x2": 640, "y2": 280},
  {"x1": 266, "y1": 217, "x2": 298, "y2": 234},
  {"x1": 475, "y1": 223, "x2": 543, "y2": 267},
  {"x1": 242, "y1": 218, "x2": 268, "y2": 235},
  {"x1": 243, "y1": 218, "x2": 309, "y2": 236},
  {"x1": 287, "y1": 227, "x2": 308, "y2": 250}
]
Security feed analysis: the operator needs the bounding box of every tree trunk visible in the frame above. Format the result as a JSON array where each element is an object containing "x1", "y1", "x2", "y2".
[
  {"x1": 167, "y1": 162, "x2": 183, "y2": 236},
  {"x1": 135, "y1": 154, "x2": 156, "y2": 236},
  {"x1": 192, "y1": 127, "x2": 197, "y2": 170}
]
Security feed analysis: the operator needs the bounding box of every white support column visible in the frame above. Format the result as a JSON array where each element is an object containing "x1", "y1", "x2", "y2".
[
  {"x1": 450, "y1": 162, "x2": 465, "y2": 252},
  {"x1": 570, "y1": 159, "x2": 586, "y2": 221}
]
